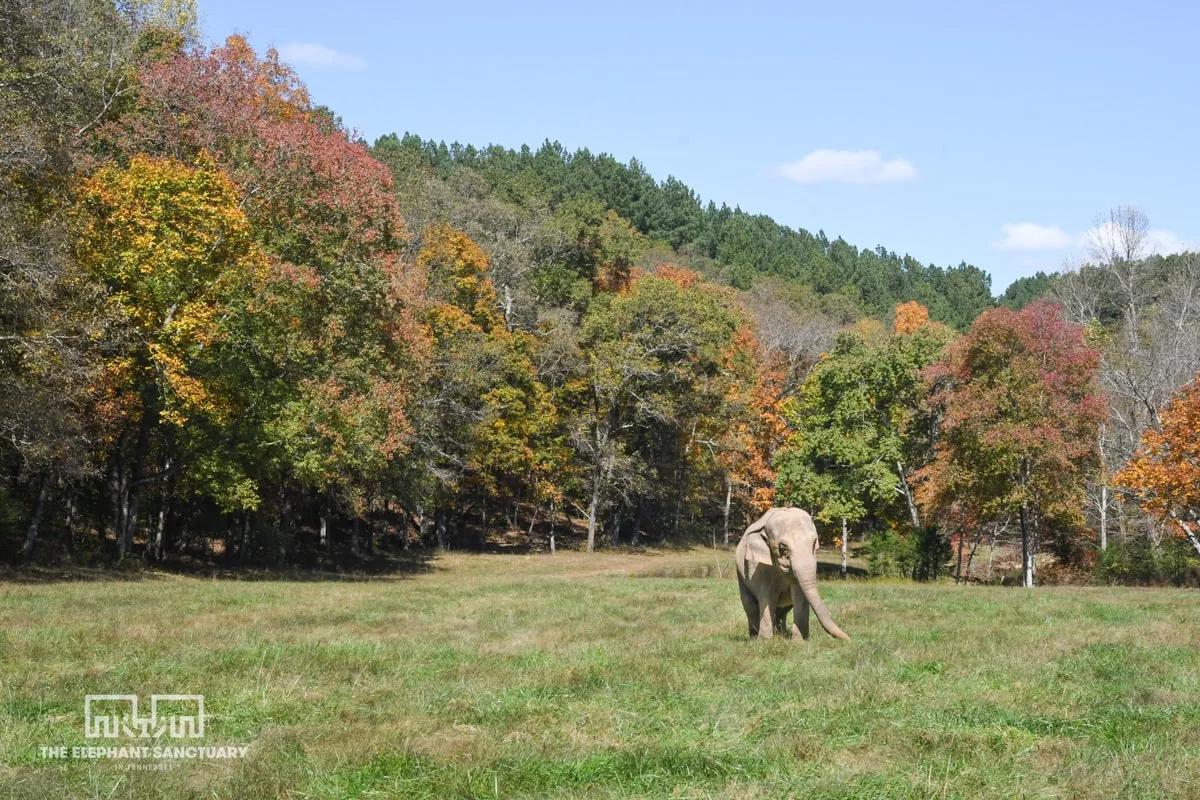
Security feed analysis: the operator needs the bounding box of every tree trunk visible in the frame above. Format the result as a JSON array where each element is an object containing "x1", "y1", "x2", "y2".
[
  {"x1": 1031, "y1": 514, "x2": 1040, "y2": 584},
  {"x1": 417, "y1": 504, "x2": 433, "y2": 548},
  {"x1": 501, "y1": 283, "x2": 515, "y2": 330},
  {"x1": 1096, "y1": 422, "x2": 1110, "y2": 551},
  {"x1": 723, "y1": 476, "x2": 733, "y2": 546},
  {"x1": 367, "y1": 508, "x2": 377, "y2": 555},
  {"x1": 222, "y1": 514, "x2": 234, "y2": 562},
  {"x1": 1172, "y1": 516, "x2": 1200, "y2": 558},
  {"x1": 1099, "y1": 483, "x2": 1108, "y2": 552},
  {"x1": 609, "y1": 506, "x2": 622, "y2": 548},
  {"x1": 987, "y1": 526, "x2": 998, "y2": 583},
  {"x1": 1020, "y1": 503, "x2": 1034, "y2": 588},
  {"x1": 20, "y1": 473, "x2": 50, "y2": 560},
  {"x1": 435, "y1": 510, "x2": 447, "y2": 552},
  {"x1": 120, "y1": 402, "x2": 154, "y2": 559},
  {"x1": 350, "y1": 516, "x2": 360, "y2": 557},
  {"x1": 319, "y1": 511, "x2": 329, "y2": 550},
  {"x1": 455, "y1": 509, "x2": 468, "y2": 548},
  {"x1": 586, "y1": 470, "x2": 601, "y2": 553},
  {"x1": 102, "y1": 454, "x2": 118, "y2": 546},
  {"x1": 153, "y1": 457, "x2": 172, "y2": 561},
  {"x1": 64, "y1": 490, "x2": 77, "y2": 555},
  {"x1": 549, "y1": 500, "x2": 556, "y2": 555},
  {"x1": 113, "y1": 447, "x2": 127, "y2": 556},
  {"x1": 279, "y1": 489, "x2": 293, "y2": 565},
  {"x1": 955, "y1": 530, "x2": 964, "y2": 584},
  {"x1": 240, "y1": 512, "x2": 251, "y2": 561},
  {"x1": 840, "y1": 517, "x2": 848, "y2": 579},
  {"x1": 673, "y1": 459, "x2": 688, "y2": 538},
  {"x1": 154, "y1": 501, "x2": 167, "y2": 561},
  {"x1": 896, "y1": 461, "x2": 922, "y2": 530},
  {"x1": 964, "y1": 530, "x2": 983, "y2": 582}
]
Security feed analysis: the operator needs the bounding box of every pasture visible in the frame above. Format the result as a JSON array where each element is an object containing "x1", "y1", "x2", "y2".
[{"x1": 1, "y1": 548, "x2": 1198, "y2": 799}]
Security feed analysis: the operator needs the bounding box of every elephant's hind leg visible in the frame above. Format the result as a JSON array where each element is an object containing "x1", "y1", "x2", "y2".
[
  {"x1": 772, "y1": 604, "x2": 790, "y2": 636},
  {"x1": 738, "y1": 578, "x2": 760, "y2": 638}
]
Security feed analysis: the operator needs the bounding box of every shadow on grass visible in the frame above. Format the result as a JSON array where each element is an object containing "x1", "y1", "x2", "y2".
[
  {"x1": 0, "y1": 548, "x2": 437, "y2": 584},
  {"x1": 816, "y1": 561, "x2": 869, "y2": 579}
]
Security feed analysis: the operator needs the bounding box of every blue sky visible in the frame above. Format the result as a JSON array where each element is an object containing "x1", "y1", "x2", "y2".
[{"x1": 198, "y1": 0, "x2": 1200, "y2": 295}]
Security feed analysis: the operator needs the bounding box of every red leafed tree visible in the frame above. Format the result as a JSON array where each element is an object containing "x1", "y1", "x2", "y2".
[
  {"x1": 919, "y1": 301, "x2": 1106, "y2": 586},
  {"x1": 1116, "y1": 376, "x2": 1200, "y2": 557},
  {"x1": 92, "y1": 37, "x2": 427, "y2": 521}
]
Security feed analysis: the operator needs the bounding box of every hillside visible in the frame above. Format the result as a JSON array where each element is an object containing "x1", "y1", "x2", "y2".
[{"x1": 373, "y1": 133, "x2": 995, "y2": 331}]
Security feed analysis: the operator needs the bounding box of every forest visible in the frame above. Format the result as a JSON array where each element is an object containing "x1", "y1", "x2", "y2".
[{"x1": 3, "y1": 0, "x2": 1199, "y2": 586}]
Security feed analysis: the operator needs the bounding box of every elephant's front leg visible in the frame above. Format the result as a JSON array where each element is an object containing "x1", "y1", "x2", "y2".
[
  {"x1": 738, "y1": 578, "x2": 760, "y2": 638},
  {"x1": 757, "y1": 598, "x2": 775, "y2": 640},
  {"x1": 791, "y1": 585, "x2": 811, "y2": 640}
]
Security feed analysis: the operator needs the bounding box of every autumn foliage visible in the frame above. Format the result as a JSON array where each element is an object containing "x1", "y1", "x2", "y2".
[
  {"x1": 77, "y1": 154, "x2": 267, "y2": 429},
  {"x1": 892, "y1": 300, "x2": 931, "y2": 335},
  {"x1": 4, "y1": 12, "x2": 1193, "y2": 580},
  {"x1": 1117, "y1": 376, "x2": 1200, "y2": 554},
  {"x1": 918, "y1": 302, "x2": 1105, "y2": 582}
]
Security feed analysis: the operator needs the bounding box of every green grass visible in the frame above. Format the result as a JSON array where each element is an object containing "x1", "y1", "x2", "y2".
[{"x1": 2, "y1": 548, "x2": 1199, "y2": 799}]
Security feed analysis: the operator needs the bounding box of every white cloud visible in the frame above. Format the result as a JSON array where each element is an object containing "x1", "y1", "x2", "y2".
[
  {"x1": 775, "y1": 149, "x2": 918, "y2": 185},
  {"x1": 993, "y1": 222, "x2": 1074, "y2": 251},
  {"x1": 1146, "y1": 229, "x2": 1195, "y2": 255},
  {"x1": 994, "y1": 218, "x2": 1197, "y2": 266},
  {"x1": 277, "y1": 42, "x2": 366, "y2": 70},
  {"x1": 1080, "y1": 220, "x2": 1195, "y2": 257}
]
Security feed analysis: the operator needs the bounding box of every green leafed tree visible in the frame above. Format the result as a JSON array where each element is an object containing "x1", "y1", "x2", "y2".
[
  {"x1": 776, "y1": 304, "x2": 955, "y2": 578},
  {"x1": 566, "y1": 267, "x2": 759, "y2": 551}
]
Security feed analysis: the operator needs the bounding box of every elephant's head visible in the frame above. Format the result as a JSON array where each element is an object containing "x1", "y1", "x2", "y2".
[{"x1": 745, "y1": 507, "x2": 851, "y2": 640}]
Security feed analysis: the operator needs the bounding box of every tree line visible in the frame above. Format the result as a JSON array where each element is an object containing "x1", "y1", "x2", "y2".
[
  {"x1": 777, "y1": 211, "x2": 1200, "y2": 585},
  {"x1": 0, "y1": 4, "x2": 791, "y2": 565},
  {"x1": 373, "y1": 133, "x2": 995, "y2": 331},
  {"x1": 2, "y1": 1, "x2": 1197, "y2": 584}
]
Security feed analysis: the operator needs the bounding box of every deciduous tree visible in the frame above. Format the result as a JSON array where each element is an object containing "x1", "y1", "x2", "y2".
[
  {"x1": 920, "y1": 302, "x2": 1106, "y2": 586},
  {"x1": 76, "y1": 154, "x2": 268, "y2": 555},
  {"x1": 777, "y1": 303, "x2": 954, "y2": 578},
  {"x1": 1116, "y1": 376, "x2": 1200, "y2": 557}
]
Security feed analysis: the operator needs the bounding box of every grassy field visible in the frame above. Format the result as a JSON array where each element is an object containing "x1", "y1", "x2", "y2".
[{"x1": 2, "y1": 548, "x2": 1199, "y2": 799}]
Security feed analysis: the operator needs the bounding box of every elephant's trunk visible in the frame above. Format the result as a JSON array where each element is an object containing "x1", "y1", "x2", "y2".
[{"x1": 797, "y1": 558, "x2": 851, "y2": 641}]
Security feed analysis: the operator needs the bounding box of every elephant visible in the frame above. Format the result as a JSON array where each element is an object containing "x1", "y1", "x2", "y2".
[{"x1": 735, "y1": 507, "x2": 851, "y2": 641}]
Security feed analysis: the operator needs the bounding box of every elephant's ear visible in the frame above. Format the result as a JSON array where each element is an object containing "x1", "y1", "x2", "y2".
[
  {"x1": 745, "y1": 508, "x2": 781, "y2": 562},
  {"x1": 743, "y1": 529, "x2": 774, "y2": 566},
  {"x1": 744, "y1": 508, "x2": 776, "y2": 536}
]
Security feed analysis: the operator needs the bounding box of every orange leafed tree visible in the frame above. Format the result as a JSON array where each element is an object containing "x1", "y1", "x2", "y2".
[
  {"x1": 893, "y1": 300, "x2": 931, "y2": 335},
  {"x1": 1116, "y1": 376, "x2": 1200, "y2": 556}
]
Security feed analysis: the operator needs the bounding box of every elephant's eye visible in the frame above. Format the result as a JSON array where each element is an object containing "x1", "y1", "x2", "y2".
[{"x1": 778, "y1": 545, "x2": 788, "y2": 555}]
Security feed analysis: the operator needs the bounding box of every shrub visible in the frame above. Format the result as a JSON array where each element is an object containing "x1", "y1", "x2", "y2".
[
  {"x1": 865, "y1": 527, "x2": 951, "y2": 580},
  {"x1": 1096, "y1": 536, "x2": 1200, "y2": 586}
]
